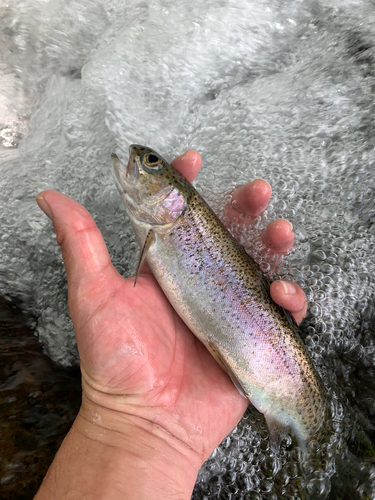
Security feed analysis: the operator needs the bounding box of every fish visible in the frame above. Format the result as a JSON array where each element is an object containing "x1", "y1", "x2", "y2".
[{"x1": 112, "y1": 144, "x2": 327, "y2": 452}]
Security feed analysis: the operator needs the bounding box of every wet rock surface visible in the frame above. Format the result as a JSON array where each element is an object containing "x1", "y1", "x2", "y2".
[{"x1": 0, "y1": 298, "x2": 81, "y2": 499}]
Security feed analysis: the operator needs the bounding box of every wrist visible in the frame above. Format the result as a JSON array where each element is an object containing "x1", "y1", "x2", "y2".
[
  {"x1": 79, "y1": 395, "x2": 201, "y2": 497},
  {"x1": 35, "y1": 394, "x2": 201, "y2": 500}
]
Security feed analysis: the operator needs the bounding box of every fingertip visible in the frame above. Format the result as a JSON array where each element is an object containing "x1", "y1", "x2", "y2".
[
  {"x1": 36, "y1": 193, "x2": 53, "y2": 220},
  {"x1": 251, "y1": 179, "x2": 272, "y2": 199},
  {"x1": 227, "y1": 179, "x2": 272, "y2": 219},
  {"x1": 36, "y1": 190, "x2": 114, "y2": 282},
  {"x1": 262, "y1": 219, "x2": 294, "y2": 252},
  {"x1": 171, "y1": 150, "x2": 202, "y2": 182},
  {"x1": 270, "y1": 280, "x2": 307, "y2": 324},
  {"x1": 225, "y1": 179, "x2": 272, "y2": 223}
]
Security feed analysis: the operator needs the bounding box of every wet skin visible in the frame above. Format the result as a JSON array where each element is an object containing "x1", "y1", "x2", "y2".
[{"x1": 34, "y1": 150, "x2": 307, "y2": 499}]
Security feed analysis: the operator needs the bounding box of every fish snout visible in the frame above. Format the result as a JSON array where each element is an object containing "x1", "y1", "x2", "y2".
[{"x1": 112, "y1": 148, "x2": 142, "y2": 193}]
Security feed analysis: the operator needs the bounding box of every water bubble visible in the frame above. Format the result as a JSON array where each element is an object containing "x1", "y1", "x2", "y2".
[{"x1": 2, "y1": 1, "x2": 375, "y2": 498}]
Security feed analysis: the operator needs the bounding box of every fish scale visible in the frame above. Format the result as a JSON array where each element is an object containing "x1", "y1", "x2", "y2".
[{"x1": 113, "y1": 144, "x2": 327, "y2": 451}]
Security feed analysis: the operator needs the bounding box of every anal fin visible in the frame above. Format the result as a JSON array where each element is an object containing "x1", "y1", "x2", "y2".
[
  {"x1": 206, "y1": 342, "x2": 248, "y2": 400},
  {"x1": 134, "y1": 229, "x2": 154, "y2": 287}
]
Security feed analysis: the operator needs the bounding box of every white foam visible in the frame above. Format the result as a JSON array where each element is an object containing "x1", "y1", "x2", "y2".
[{"x1": 1, "y1": 0, "x2": 375, "y2": 497}]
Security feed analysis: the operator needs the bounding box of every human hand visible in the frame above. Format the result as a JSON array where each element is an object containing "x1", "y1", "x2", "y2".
[{"x1": 35, "y1": 150, "x2": 307, "y2": 499}]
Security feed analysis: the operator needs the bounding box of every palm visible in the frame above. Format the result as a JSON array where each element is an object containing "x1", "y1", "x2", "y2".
[{"x1": 70, "y1": 269, "x2": 246, "y2": 458}]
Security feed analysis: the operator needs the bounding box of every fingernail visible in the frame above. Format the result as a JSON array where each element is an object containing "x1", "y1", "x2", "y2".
[
  {"x1": 279, "y1": 218, "x2": 293, "y2": 232},
  {"x1": 281, "y1": 281, "x2": 297, "y2": 295},
  {"x1": 252, "y1": 178, "x2": 272, "y2": 195},
  {"x1": 175, "y1": 152, "x2": 189, "y2": 163},
  {"x1": 35, "y1": 195, "x2": 53, "y2": 220}
]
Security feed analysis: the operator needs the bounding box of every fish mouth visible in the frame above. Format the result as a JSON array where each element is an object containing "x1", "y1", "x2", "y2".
[{"x1": 112, "y1": 145, "x2": 148, "y2": 194}]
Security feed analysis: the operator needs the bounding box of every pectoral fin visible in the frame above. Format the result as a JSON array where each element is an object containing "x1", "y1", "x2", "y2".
[
  {"x1": 134, "y1": 229, "x2": 154, "y2": 287},
  {"x1": 207, "y1": 342, "x2": 248, "y2": 400}
]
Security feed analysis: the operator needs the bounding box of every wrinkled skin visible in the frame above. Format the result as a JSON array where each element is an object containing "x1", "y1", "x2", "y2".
[{"x1": 36, "y1": 150, "x2": 307, "y2": 463}]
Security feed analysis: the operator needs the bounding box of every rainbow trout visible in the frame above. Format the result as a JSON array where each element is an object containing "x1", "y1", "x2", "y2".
[{"x1": 112, "y1": 145, "x2": 326, "y2": 451}]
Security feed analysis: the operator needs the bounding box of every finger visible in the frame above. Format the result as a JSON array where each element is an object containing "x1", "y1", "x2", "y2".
[
  {"x1": 224, "y1": 179, "x2": 271, "y2": 221},
  {"x1": 36, "y1": 190, "x2": 121, "y2": 314},
  {"x1": 270, "y1": 280, "x2": 307, "y2": 324},
  {"x1": 261, "y1": 219, "x2": 295, "y2": 253},
  {"x1": 171, "y1": 150, "x2": 202, "y2": 182}
]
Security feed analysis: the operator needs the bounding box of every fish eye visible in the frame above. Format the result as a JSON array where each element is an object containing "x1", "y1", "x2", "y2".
[
  {"x1": 146, "y1": 154, "x2": 159, "y2": 164},
  {"x1": 142, "y1": 152, "x2": 163, "y2": 171}
]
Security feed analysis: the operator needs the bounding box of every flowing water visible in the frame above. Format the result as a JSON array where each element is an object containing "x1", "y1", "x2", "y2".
[
  {"x1": 0, "y1": 298, "x2": 81, "y2": 499},
  {"x1": 0, "y1": 0, "x2": 374, "y2": 498}
]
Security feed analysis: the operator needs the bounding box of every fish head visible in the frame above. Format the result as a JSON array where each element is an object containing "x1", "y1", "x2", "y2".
[{"x1": 112, "y1": 145, "x2": 188, "y2": 226}]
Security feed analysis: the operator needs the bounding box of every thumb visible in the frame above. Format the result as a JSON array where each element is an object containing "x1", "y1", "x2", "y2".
[{"x1": 36, "y1": 190, "x2": 122, "y2": 324}]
